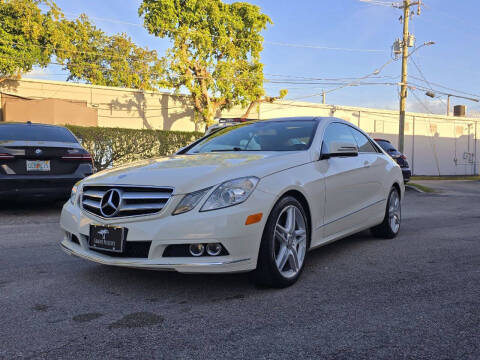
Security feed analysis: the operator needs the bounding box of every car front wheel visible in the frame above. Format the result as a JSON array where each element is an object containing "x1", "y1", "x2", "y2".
[{"x1": 252, "y1": 196, "x2": 309, "y2": 288}]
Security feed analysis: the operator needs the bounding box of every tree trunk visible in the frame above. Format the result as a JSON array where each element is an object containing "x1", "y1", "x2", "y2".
[
  {"x1": 205, "y1": 103, "x2": 217, "y2": 127},
  {"x1": 242, "y1": 101, "x2": 257, "y2": 119}
]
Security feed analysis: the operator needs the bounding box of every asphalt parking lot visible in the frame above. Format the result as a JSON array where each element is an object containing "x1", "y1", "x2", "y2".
[{"x1": 1, "y1": 181, "x2": 479, "y2": 359}]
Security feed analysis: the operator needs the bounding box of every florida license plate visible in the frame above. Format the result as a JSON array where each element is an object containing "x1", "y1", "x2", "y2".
[
  {"x1": 89, "y1": 225, "x2": 125, "y2": 253},
  {"x1": 26, "y1": 160, "x2": 50, "y2": 171}
]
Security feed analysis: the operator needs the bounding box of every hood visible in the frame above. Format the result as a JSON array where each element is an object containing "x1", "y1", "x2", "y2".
[{"x1": 83, "y1": 152, "x2": 311, "y2": 194}]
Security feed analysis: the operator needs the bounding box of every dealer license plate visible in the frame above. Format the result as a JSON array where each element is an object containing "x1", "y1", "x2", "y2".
[{"x1": 89, "y1": 225, "x2": 126, "y2": 253}]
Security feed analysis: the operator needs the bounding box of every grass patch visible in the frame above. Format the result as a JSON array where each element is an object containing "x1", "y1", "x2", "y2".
[
  {"x1": 407, "y1": 182, "x2": 436, "y2": 193},
  {"x1": 411, "y1": 175, "x2": 480, "y2": 181}
]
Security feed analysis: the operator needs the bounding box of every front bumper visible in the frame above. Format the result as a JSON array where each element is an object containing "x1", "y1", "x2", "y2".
[
  {"x1": 401, "y1": 168, "x2": 411, "y2": 182},
  {"x1": 59, "y1": 188, "x2": 275, "y2": 273}
]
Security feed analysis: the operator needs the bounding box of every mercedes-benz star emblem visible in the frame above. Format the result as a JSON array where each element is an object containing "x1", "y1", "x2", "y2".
[
  {"x1": 100, "y1": 189, "x2": 122, "y2": 217},
  {"x1": 35, "y1": 148, "x2": 42, "y2": 155}
]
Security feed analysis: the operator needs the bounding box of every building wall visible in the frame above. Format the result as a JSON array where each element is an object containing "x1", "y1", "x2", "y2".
[
  {"x1": 2, "y1": 95, "x2": 97, "y2": 126},
  {"x1": 1, "y1": 78, "x2": 478, "y2": 175}
]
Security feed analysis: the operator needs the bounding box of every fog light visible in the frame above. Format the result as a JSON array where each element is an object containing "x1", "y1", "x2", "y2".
[
  {"x1": 206, "y1": 243, "x2": 222, "y2": 256},
  {"x1": 189, "y1": 243, "x2": 204, "y2": 257}
]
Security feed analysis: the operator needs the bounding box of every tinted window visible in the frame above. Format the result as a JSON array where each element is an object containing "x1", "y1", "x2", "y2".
[
  {"x1": 0, "y1": 124, "x2": 78, "y2": 142},
  {"x1": 376, "y1": 140, "x2": 397, "y2": 152},
  {"x1": 187, "y1": 120, "x2": 318, "y2": 153},
  {"x1": 350, "y1": 128, "x2": 377, "y2": 153},
  {"x1": 322, "y1": 123, "x2": 357, "y2": 153}
]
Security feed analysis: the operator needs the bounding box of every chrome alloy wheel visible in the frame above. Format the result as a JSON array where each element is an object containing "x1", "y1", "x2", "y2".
[
  {"x1": 274, "y1": 205, "x2": 307, "y2": 278},
  {"x1": 388, "y1": 190, "x2": 401, "y2": 234}
]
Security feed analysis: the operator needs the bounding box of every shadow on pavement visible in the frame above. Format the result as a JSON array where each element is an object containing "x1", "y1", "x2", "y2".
[
  {"x1": 0, "y1": 197, "x2": 65, "y2": 213},
  {"x1": 72, "y1": 229, "x2": 379, "y2": 299}
]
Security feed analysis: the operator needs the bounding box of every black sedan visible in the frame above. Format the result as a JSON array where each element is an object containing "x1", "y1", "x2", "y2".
[
  {"x1": 375, "y1": 138, "x2": 411, "y2": 182},
  {"x1": 0, "y1": 122, "x2": 93, "y2": 199}
]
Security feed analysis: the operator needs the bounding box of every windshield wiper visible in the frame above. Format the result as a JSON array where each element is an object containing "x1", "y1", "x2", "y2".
[{"x1": 210, "y1": 147, "x2": 242, "y2": 152}]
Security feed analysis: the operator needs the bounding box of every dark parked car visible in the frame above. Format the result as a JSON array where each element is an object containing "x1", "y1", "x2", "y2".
[
  {"x1": 375, "y1": 138, "x2": 411, "y2": 182},
  {"x1": 0, "y1": 122, "x2": 93, "y2": 199}
]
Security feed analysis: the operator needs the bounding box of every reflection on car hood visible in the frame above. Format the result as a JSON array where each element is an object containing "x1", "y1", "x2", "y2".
[{"x1": 83, "y1": 152, "x2": 310, "y2": 194}]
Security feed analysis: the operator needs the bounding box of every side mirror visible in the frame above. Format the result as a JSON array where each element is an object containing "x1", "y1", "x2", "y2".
[{"x1": 320, "y1": 141, "x2": 358, "y2": 160}]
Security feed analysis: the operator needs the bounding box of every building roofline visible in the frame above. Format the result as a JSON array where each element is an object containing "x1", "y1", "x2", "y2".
[
  {"x1": 2, "y1": 78, "x2": 478, "y2": 122},
  {"x1": 14, "y1": 77, "x2": 173, "y2": 96},
  {"x1": 272, "y1": 100, "x2": 480, "y2": 122}
]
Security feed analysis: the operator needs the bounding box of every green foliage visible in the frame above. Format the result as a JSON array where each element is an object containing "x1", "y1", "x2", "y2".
[
  {"x1": 0, "y1": 0, "x2": 67, "y2": 81},
  {"x1": 139, "y1": 0, "x2": 272, "y2": 125},
  {"x1": 67, "y1": 125, "x2": 202, "y2": 171},
  {"x1": 57, "y1": 15, "x2": 164, "y2": 90},
  {"x1": 0, "y1": 0, "x2": 163, "y2": 90}
]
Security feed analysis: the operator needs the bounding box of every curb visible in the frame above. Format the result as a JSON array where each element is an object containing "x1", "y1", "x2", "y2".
[{"x1": 405, "y1": 184, "x2": 425, "y2": 193}]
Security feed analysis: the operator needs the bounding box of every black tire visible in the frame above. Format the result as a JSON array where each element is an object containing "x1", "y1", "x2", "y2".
[
  {"x1": 251, "y1": 196, "x2": 310, "y2": 288},
  {"x1": 371, "y1": 187, "x2": 401, "y2": 239}
]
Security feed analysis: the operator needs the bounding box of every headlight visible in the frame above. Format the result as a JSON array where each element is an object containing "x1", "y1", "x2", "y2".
[
  {"x1": 172, "y1": 187, "x2": 211, "y2": 215},
  {"x1": 70, "y1": 181, "x2": 82, "y2": 205},
  {"x1": 200, "y1": 177, "x2": 259, "y2": 212}
]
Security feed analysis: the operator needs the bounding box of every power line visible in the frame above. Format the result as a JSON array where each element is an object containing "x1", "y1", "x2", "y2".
[
  {"x1": 410, "y1": 56, "x2": 447, "y2": 107},
  {"x1": 408, "y1": 75, "x2": 480, "y2": 99},
  {"x1": 264, "y1": 41, "x2": 387, "y2": 53},
  {"x1": 358, "y1": 0, "x2": 403, "y2": 8},
  {"x1": 260, "y1": 57, "x2": 398, "y2": 112},
  {"x1": 56, "y1": 11, "x2": 388, "y2": 53},
  {"x1": 264, "y1": 73, "x2": 399, "y2": 81},
  {"x1": 0, "y1": 40, "x2": 391, "y2": 83},
  {"x1": 1, "y1": 50, "x2": 400, "y2": 87}
]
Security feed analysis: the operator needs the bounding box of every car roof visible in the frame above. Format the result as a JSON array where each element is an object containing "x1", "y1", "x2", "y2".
[{"x1": 0, "y1": 122, "x2": 67, "y2": 129}]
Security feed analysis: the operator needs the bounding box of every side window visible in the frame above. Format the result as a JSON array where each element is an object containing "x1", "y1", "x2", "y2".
[
  {"x1": 322, "y1": 123, "x2": 357, "y2": 153},
  {"x1": 349, "y1": 128, "x2": 378, "y2": 153}
]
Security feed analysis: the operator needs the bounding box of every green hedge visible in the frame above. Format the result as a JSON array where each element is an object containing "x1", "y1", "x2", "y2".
[{"x1": 66, "y1": 125, "x2": 203, "y2": 171}]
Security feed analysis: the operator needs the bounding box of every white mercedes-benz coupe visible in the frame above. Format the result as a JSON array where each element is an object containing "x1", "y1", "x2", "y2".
[{"x1": 60, "y1": 117, "x2": 404, "y2": 287}]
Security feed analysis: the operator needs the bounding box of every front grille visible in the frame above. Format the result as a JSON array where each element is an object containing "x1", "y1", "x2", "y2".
[
  {"x1": 88, "y1": 239, "x2": 152, "y2": 258},
  {"x1": 82, "y1": 185, "x2": 173, "y2": 218}
]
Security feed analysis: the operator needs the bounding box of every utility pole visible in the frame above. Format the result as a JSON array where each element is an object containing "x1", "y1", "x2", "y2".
[
  {"x1": 447, "y1": 94, "x2": 451, "y2": 116},
  {"x1": 398, "y1": 0, "x2": 424, "y2": 152},
  {"x1": 398, "y1": 0, "x2": 411, "y2": 153},
  {"x1": 322, "y1": 90, "x2": 326, "y2": 104}
]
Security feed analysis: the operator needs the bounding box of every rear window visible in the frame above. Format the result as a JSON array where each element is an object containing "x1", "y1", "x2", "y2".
[
  {"x1": 0, "y1": 124, "x2": 78, "y2": 143},
  {"x1": 376, "y1": 140, "x2": 397, "y2": 152}
]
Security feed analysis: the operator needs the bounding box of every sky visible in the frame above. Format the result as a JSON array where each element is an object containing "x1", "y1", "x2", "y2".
[{"x1": 30, "y1": 0, "x2": 480, "y2": 116}]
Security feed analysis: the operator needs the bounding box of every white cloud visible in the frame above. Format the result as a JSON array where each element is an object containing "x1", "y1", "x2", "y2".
[
  {"x1": 24, "y1": 67, "x2": 50, "y2": 77},
  {"x1": 408, "y1": 97, "x2": 447, "y2": 115}
]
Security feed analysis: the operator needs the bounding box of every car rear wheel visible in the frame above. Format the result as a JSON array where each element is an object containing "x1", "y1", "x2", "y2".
[
  {"x1": 252, "y1": 196, "x2": 309, "y2": 288},
  {"x1": 371, "y1": 187, "x2": 401, "y2": 239}
]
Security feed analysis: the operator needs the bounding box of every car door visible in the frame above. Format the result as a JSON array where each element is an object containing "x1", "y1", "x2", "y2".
[
  {"x1": 321, "y1": 122, "x2": 368, "y2": 239},
  {"x1": 349, "y1": 126, "x2": 387, "y2": 208}
]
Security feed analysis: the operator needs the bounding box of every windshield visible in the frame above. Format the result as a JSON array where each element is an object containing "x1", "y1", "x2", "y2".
[
  {"x1": 187, "y1": 120, "x2": 318, "y2": 154},
  {"x1": 0, "y1": 124, "x2": 78, "y2": 142}
]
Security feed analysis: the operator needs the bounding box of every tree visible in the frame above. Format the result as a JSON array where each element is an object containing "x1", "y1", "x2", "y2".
[
  {"x1": 139, "y1": 0, "x2": 273, "y2": 126},
  {"x1": 0, "y1": 0, "x2": 163, "y2": 90},
  {"x1": 0, "y1": 0, "x2": 67, "y2": 83},
  {"x1": 56, "y1": 16, "x2": 163, "y2": 90},
  {"x1": 242, "y1": 89, "x2": 288, "y2": 119}
]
